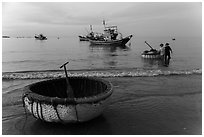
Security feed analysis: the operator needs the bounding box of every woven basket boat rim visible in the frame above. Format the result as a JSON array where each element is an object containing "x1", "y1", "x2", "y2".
[
  {"x1": 23, "y1": 77, "x2": 113, "y2": 104},
  {"x1": 141, "y1": 53, "x2": 161, "y2": 55}
]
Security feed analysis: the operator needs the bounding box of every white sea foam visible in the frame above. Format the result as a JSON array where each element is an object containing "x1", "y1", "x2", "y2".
[{"x1": 2, "y1": 68, "x2": 202, "y2": 80}]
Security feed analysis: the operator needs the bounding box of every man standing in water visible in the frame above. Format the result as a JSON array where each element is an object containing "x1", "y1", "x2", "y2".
[
  {"x1": 159, "y1": 43, "x2": 165, "y2": 58},
  {"x1": 164, "y1": 43, "x2": 173, "y2": 65},
  {"x1": 159, "y1": 43, "x2": 165, "y2": 64}
]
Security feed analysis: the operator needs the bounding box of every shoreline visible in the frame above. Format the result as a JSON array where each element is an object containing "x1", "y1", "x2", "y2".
[{"x1": 2, "y1": 75, "x2": 202, "y2": 135}]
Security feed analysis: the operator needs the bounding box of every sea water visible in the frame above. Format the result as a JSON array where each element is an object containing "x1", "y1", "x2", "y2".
[{"x1": 2, "y1": 36, "x2": 202, "y2": 77}]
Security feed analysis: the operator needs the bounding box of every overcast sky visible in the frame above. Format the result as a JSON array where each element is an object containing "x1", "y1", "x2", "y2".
[{"x1": 2, "y1": 2, "x2": 202, "y2": 37}]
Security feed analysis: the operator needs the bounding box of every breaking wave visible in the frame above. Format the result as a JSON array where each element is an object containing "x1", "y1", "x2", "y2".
[{"x1": 2, "y1": 68, "x2": 202, "y2": 80}]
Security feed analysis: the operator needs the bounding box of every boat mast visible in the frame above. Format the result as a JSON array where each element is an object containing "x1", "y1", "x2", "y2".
[
  {"x1": 90, "y1": 25, "x2": 93, "y2": 33},
  {"x1": 102, "y1": 20, "x2": 106, "y2": 29}
]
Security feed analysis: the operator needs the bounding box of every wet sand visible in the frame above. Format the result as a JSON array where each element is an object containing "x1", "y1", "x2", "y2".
[{"x1": 2, "y1": 75, "x2": 202, "y2": 135}]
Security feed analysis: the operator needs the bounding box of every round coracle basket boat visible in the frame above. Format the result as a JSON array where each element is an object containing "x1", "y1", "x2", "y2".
[
  {"x1": 22, "y1": 77, "x2": 113, "y2": 123},
  {"x1": 141, "y1": 50, "x2": 161, "y2": 59}
]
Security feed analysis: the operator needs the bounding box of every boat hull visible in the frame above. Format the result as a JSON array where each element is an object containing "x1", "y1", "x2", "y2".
[
  {"x1": 141, "y1": 51, "x2": 162, "y2": 59},
  {"x1": 89, "y1": 35, "x2": 132, "y2": 46},
  {"x1": 141, "y1": 54, "x2": 162, "y2": 59},
  {"x1": 79, "y1": 36, "x2": 89, "y2": 41},
  {"x1": 22, "y1": 77, "x2": 113, "y2": 123},
  {"x1": 35, "y1": 36, "x2": 47, "y2": 40}
]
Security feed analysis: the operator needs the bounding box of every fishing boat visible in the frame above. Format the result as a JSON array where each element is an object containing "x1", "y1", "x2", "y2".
[
  {"x1": 78, "y1": 25, "x2": 97, "y2": 41},
  {"x1": 22, "y1": 62, "x2": 113, "y2": 123},
  {"x1": 79, "y1": 32, "x2": 105, "y2": 41},
  {"x1": 80, "y1": 21, "x2": 132, "y2": 46},
  {"x1": 2, "y1": 35, "x2": 10, "y2": 38},
  {"x1": 141, "y1": 41, "x2": 161, "y2": 59},
  {"x1": 79, "y1": 35, "x2": 90, "y2": 41},
  {"x1": 35, "y1": 34, "x2": 47, "y2": 40},
  {"x1": 89, "y1": 21, "x2": 132, "y2": 46},
  {"x1": 89, "y1": 35, "x2": 133, "y2": 46},
  {"x1": 78, "y1": 32, "x2": 96, "y2": 41}
]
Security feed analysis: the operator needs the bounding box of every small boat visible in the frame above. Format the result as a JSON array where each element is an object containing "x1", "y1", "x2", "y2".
[
  {"x1": 2, "y1": 35, "x2": 10, "y2": 38},
  {"x1": 141, "y1": 50, "x2": 161, "y2": 59},
  {"x1": 35, "y1": 34, "x2": 47, "y2": 40},
  {"x1": 78, "y1": 33, "x2": 95, "y2": 41},
  {"x1": 79, "y1": 32, "x2": 105, "y2": 41},
  {"x1": 79, "y1": 35, "x2": 89, "y2": 41},
  {"x1": 22, "y1": 62, "x2": 113, "y2": 123},
  {"x1": 22, "y1": 77, "x2": 113, "y2": 123},
  {"x1": 79, "y1": 25, "x2": 97, "y2": 41},
  {"x1": 141, "y1": 41, "x2": 161, "y2": 59},
  {"x1": 89, "y1": 35, "x2": 133, "y2": 46}
]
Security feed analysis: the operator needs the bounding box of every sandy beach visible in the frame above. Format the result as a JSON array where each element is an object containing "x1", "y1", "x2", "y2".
[{"x1": 2, "y1": 75, "x2": 201, "y2": 135}]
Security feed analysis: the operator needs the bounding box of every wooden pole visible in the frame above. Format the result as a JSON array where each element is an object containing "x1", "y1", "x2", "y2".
[
  {"x1": 60, "y1": 62, "x2": 74, "y2": 98},
  {"x1": 145, "y1": 41, "x2": 154, "y2": 50}
]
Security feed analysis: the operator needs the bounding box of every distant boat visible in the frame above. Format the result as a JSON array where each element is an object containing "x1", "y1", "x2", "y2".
[
  {"x1": 89, "y1": 35, "x2": 133, "y2": 46},
  {"x1": 35, "y1": 34, "x2": 47, "y2": 40},
  {"x1": 79, "y1": 35, "x2": 91, "y2": 41},
  {"x1": 79, "y1": 32, "x2": 105, "y2": 41},
  {"x1": 87, "y1": 21, "x2": 133, "y2": 46},
  {"x1": 2, "y1": 35, "x2": 10, "y2": 38},
  {"x1": 78, "y1": 25, "x2": 97, "y2": 41}
]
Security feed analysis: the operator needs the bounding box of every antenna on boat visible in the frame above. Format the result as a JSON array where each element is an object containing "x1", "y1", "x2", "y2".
[
  {"x1": 102, "y1": 19, "x2": 106, "y2": 29},
  {"x1": 90, "y1": 25, "x2": 93, "y2": 33},
  {"x1": 60, "y1": 61, "x2": 74, "y2": 98}
]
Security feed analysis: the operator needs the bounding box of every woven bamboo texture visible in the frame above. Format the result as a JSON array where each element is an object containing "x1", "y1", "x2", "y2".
[{"x1": 22, "y1": 77, "x2": 112, "y2": 123}]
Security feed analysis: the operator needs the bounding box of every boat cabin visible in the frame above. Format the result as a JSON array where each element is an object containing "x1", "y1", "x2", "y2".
[{"x1": 104, "y1": 26, "x2": 118, "y2": 40}]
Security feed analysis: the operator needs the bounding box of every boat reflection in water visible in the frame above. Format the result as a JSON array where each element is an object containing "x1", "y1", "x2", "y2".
[
  {"x1": 88, "y1": 42, "x2": 130, "y2": 69},
  {"x1": 141, "y1": 56, "x2": 167, "y2": 68},
  {"x1": 89, "y1": 43, "x2": 130, "y2": 53}
]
